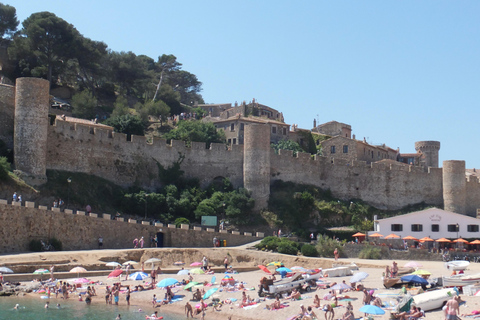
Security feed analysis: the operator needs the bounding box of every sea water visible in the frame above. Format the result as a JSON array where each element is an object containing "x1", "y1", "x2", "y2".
[{"x1": 0, "y1": 297, "x2": 183, "y2": 320}]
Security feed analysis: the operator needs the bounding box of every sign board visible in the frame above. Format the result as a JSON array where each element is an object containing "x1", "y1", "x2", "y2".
[{"x1": 201, "y1": 216, "x2": 217, "y2": 226}]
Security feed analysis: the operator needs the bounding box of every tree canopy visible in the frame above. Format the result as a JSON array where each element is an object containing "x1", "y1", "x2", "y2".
[
  {"x1": 164, "y1": 120, "x2": 226, "y2": 148},
  {"x1": 0, "y1": 3, "x2": 19, "y2": 41}
]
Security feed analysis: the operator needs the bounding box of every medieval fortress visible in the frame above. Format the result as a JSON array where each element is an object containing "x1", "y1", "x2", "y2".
[{"x1": 1, "y1": 78, "x2": 479, "y2": 217}]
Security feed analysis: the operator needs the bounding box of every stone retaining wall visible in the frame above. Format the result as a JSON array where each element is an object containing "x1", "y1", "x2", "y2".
[{"x1": 0, "y1": 201, "x2": 263, "y2": 253}]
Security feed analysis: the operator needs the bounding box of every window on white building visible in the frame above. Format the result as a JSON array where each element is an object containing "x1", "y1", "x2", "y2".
[
  {"x1": 391, "y1": 224, "x2": 403, "y2": 232},
  {"x1": 411, "y1": 224, "x2": 423, "y2": 232},
  {"x1": 431, "y1": 224, "x2": 440, "y2": 232},
  {"x1": 468, "y1": 225, "x2": 479, "y2": 232}
]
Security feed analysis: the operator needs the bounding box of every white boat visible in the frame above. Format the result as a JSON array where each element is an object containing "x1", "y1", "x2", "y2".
[
  {"x1": 445, "y1": 260, "x2": 470, "y2": 271},
  {"x1": 413, "y1": 288, "x2": 456, "y2": 311},
  {"x1": 322, "y1": 266, "x2": 353, "y2": 277},
  {"x1": 442, "y1": 273, "x2": 480, "y2": 287}
]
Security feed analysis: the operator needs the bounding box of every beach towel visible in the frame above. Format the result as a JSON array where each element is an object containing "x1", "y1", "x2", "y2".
[{"x1": 243, "y1": 304, "x2": 259, "y2": 310}]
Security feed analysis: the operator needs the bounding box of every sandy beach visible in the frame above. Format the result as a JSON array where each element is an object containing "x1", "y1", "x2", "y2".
[{"x1": 3, "y1": 247, "x2": 480, "y2": 319}]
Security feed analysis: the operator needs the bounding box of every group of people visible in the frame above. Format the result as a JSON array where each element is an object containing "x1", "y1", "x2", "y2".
[
  {"x1": 105, "y1": 283, "x2": 130, "y2": 306},
  {"x1": 133, "y1": 237, "x2": 145, "y2": 248},
  {"x1": 12, "y1": 192, "x2": 22, "y2": 203}
]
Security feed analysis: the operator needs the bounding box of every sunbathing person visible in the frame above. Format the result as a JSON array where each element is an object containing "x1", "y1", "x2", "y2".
[
  {"x1": 266, "y1": 296, "x2": 282, "y2": 310},
  {"x1": 461, "y1": 310, "x2": 480, "y2": 318},
  {"x1": 342, "y1": 309, "x2": 355, "y2": 320},
  {"x1": 285, "y1": 288, "x2": 301, "y2": 301},
  {"x1": 312, "y1": 294, "x2": 321, "y2": 308}
]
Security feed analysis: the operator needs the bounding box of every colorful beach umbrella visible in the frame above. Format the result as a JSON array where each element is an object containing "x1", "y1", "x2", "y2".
[
  {"x1": 384, "y1": 234, "x2": 400, "y2": 239},
  {"x1": 33, "y1": 269, "x2": 49, "y2": 274},
  {"x1": 72, "y1": 278, "x2": 90, "y2": 284},
  {"x1": 330, "y1": 282, "x2": 352, "y2": 290},
  {"x1": 129, "y1": 272, "x2": 149, "y2": 280},
  {"x1": 190, "y1": 262, "x2": 202, "y2": 267},
  {"x1": 369, "y1": 233, "x2": 383, "y2": 238},
  {"x1": 203, "y1": 287, "x2": 218, "y2": 300},
  {"x1": 105, "y1": 262, "x2": 121, "y2": 269},
  {"x1": 156, "y1": 278, "x2": 179, "y2": 288},
  {"x1": 404, "y1": 261, "x2": 423, "y2": 268},
  {"x1": 184, "y1": 281, "x2": 199, "y2": 290},
  {"x1": 352, "y1": 232, "x2": 366, "y2": 237},
  {"x1": 0, "y1": 267, "x2": 13, "y2": 273},
  {"x1": 122, "y1": 261, "x2": 138, "y2": 266},
  {"x1": 70, "y1": 267, "x2": 87, "y2": 278},
  {"x1": 419, "y1": 237, "x2": 434, "y2": 242},
  {"x1": 267, "y1": 261, "x2": 283, "y2": 267},
  {"x1": 359, "y1": 305, "x2": 385, "y2": 315},
  {"x1": 190, "y1": 268, "x2": 204, "y2": 274},
  {"x1": 401, "y1": 275, "x2": 428, "y2": 285},
  {"x1": 177, "y1": 269, "x2": 190, "y2": 275},
  {"x1": 411, "y1": 269, "x2": 432, "y2": 276},
  {"x1": 276, "y1": 267, "x2": 292, "y2": 273},
  {"x1": 258, "y1": 265, "x2": 271, "y2": 273},
  {"x1": 108, "y1": 269, "x2": 123, "y2": 278},
  {"x1": 350, "y1": 272, "x2": 369, "y2": 283}
]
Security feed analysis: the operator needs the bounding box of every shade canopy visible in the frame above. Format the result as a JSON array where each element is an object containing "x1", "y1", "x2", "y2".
[
  {"x1": 384, "y1": 234, "x2": 400, "y2": 239},
  {"x1": 177, "y1": 269, "x2": 190, "y2": 275},
  {"x1": 267, "y1": 261, "x2": 283, "y2": 267},
  {"x1": 419, "y1": 237, "x2": 434, "y2": 242},
  {"x1": 123, "y1": 261, "x2": 138, "y2": 265},
  {"x1": 129, "y1": 272, "x2": 149, "y2": 280},
  {"x1": 404, "y1": 261, "x2": 423, "y2": 268},
  {"x1": 454, "y1": 238, "x2": 469, "y2": 243},
  {"x1": 369, "y1": 233, "x2": 383, "y2": 238},
  {"x1": 190, "y1": 268, "x2": 204, "y2": 274},
  {"x1": 412, "y1": 269, "x2": 432, "y2": 276},
  {"x1": 352, "y1": 232, "x2": 366, "y2": 237},
  {"x1": 69, "y1": 267, "x2": 87, "y2": 273},
  {"x1": 401, "y1": 274, "x2": 428, "y2": 285},
  {"x1": 108, "y1": 269, "x2": 123, "y2": 278},
  {"x1": 436, "y1": 238, "x2": 452, "y2": 243},
  {"x1": 350, "y1": 272, "x2": 369, "y2": 283},
  {"x1": 359, "y1": 305, "x2": 385, "y2": 315},
  {"x1": 144, "y1": 258, "x2": 162, "y2": 264},
  {"x1": 0, "y1": 267, "x2": 14, "y2": 273},
  {"x1": 156, "y1": 278, "x2": 179, "y2": 288},
  {"x1": 402, "y1": 236, "x2": 418, "y2": 240},
  {"x1": 258, "y1": 265, "x2": 271, "y2": 274},
  {"x1": 105, "y1": 262, "x2": 121, "y2": 267},
  {"x1": 470, "y1": 240, "x2": 480, "y2": 245}
]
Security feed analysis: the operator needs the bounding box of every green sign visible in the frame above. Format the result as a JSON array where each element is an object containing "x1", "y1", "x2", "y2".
[{"x1": 201, "y1": 216, "x2": 217, "y2": 226}]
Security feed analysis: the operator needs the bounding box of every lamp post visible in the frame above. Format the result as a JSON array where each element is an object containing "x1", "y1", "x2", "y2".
[
  {"x1": 144, "y1": 193, "x2": 149, "y2": 220},
  {"x1": 66, "y1": 177, "x2": 72, "y2": 209},
  {"x1": 456, "y1": 223, "x2": 459, "y2": 239}
]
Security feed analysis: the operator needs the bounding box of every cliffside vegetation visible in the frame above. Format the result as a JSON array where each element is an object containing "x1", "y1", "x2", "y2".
[{"x1": 1, "y1": 4, "x2": 204, "y2": 132}]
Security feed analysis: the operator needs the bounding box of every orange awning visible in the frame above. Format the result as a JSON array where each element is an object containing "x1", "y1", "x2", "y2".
[
  {"x1": 419, "y1": 237, "x2": 434, "y2": 242},
  {"x1": 453, "y1": 238, "x2": 469, "y2": 244},
  {"x1": 436, "y1": 238, "x2": 452, "y2": 243},
  {"x1": 402, "y1": 236, "x2": 418, "y2": 241},
  {"x1": 352, "y1": 232, "x2": 366, "y2": 237},
  {"x1": 369, "y1": 233, "x2": 384, "y2": 238},
  {"x1": 470, "y1": 240, "x2": 480, "y2": 245},
  {"x1": 384, "y1": 234, "x2": 400, "y2": 239}
]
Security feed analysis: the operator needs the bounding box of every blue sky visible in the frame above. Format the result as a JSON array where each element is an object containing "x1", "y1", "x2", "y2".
[{"x1": 10, "y1": 1, "x2": 480, "y2": 168}]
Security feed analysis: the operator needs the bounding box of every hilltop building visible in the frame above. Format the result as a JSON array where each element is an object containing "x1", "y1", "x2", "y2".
[{"x1": 1, "y1": 78, "x2": 480, "y2": 216}]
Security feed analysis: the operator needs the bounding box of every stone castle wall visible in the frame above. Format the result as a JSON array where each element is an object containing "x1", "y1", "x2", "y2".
[
  {"x1": 3, "y1": 78, "x2": 480, "y2": 216},
  {"x1": 270, "y1": 150, "x2": 445, "y2": 210},
  {"x1": 0, "y1": 202, "x2": 261, "y2": 253},
  {"x1": 0, "y1": 84, "x2": 15, "y2": 149},
  {"x1": 46, "y1": 119, "x2": 245, "y2": 189}
]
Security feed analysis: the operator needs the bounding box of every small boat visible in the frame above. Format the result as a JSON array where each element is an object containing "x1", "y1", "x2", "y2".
[
  {"x1": 445, "y1": 260, "x2": 470, "y2": 271},
  {"x1": 442, "y1": 273, "x2": 480, "y2": 287},
  {"x1": 413, "y1": 288, "x2": 456, "y2": 311}
]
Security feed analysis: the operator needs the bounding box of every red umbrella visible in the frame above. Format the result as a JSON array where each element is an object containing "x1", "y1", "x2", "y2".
[
  {"x1": 257, "y1": 265, "x2": 271, "y2": 274},
  {"x1": 108, "y1": 269, "x2": 123, "y2": 278}
]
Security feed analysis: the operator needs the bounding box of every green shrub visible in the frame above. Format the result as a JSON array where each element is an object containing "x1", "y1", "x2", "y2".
[
  {"x1": 28, "y1": 240, "x2": 42, "y2": 252},
  {"x1": 358, "y1": 245, "x2": 381, "y2": 259},
  {"x1": 255, "y1": 236, "x2": 282, "y2": 251},
  {"x1": 0, "y1": 157, "x2": 11, "y2": 181},
  {"x1": 315, "y1": 235, "x2": 343, "y2": 258},
  {"x1": 301, "y1": 244, "x2": 318, "y2": 257},
  {"x1": 49, "y1": 238, "x2": 63, "y2": 251},
  {"x1": 174, "y1": 217, "x2": 190, "y2": 227},
  {"x1": 278, "y1": 242, "x2": 298, "y2": 255}
]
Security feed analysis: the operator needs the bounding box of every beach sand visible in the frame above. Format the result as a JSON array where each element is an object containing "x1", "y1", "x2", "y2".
[{"x1": 4, "y1": 249, "x2": 480, "y2": 319}]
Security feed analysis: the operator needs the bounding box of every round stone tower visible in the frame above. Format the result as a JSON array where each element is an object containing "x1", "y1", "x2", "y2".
[
  {"x1": 14, "y1": 77, "x2": 50, "y2": 185},
  {"x1": 243, "y1": 124, "x2": 271, "y2": 210},
  {"x1": 443, "y1": 160, "x2": 466, "y2": 214},
  {"x1": 415, "y1": 141, "x2": 440, "y2": 168}
]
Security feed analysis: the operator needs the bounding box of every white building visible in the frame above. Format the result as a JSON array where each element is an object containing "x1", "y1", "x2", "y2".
[{"x1": 371, "y1": 208, "x2": 480, "y2": 240}]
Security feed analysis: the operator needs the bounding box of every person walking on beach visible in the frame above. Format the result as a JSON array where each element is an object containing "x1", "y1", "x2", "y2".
[
  {"x1": 334, "y1": 248, "x2": 339, "y2": 260},
  {"x1": 113, "y1": 286, "x2": 120, "y2": 305},
  {"x1": 224, "y1": 256, "x2": 228, "y2": 270},
  {"x1": 125, "y1": 263, "x2": 131, "y2": 280},
  {"x1": 151, "y1": 268, "x2": 156, "y2": 285},
  {"x1": 133, "y1": 238, "x2": 139, "y2": 248},
  {"x1": 126, "y1": 287, "x2": 131, "y2": 306},
  {"x1": 445, "y1": 296, "x2": 460, "y2": 320},
  {"x1": 185, "y1": 302, "x2": 193, "y2": 318},
  {"x1": 50, "y1": 265, "x2": 55, "y2": 280}
]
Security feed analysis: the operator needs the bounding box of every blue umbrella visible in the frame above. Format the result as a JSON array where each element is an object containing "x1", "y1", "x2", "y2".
[
  {"x1": 400, "y1": 275, "x2": 428, "y2": 285},
  {"x1": 350, "y1": 272, "x2": 369, "y2": 283},
  {"x1": 203, "y1": 287, "x2": 218, "y2": 299},
  {"x1": 276, "y1": 267, "x2": 292, "y2": 273},
  {"x1": 156, "y1": 278, "x2": 179, "y2": 288},
  {"x1": 128, "y1": 272, "x2": 149, "y2": 281},
  {"x1": 359, "y1": 305, "x2": 385, "y2": 315}
]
